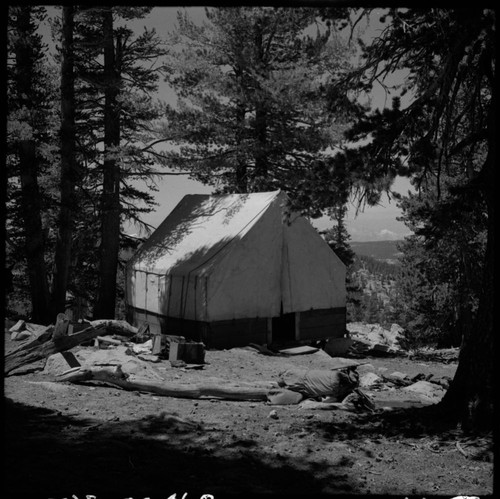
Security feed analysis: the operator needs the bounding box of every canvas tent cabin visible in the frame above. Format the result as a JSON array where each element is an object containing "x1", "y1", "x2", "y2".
[{"x1": 125, "y1": 190, "x2": 346, "y2": 348}]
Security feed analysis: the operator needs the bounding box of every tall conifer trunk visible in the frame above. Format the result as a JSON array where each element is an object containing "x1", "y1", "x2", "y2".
[
  {"x1": 13, "y1": 7, "x2": 51, "y2": 324},
  {"x1": 51, "y1": 5, "x2": 77, "y2": 317},
  {"x1": 93, "y1": 7, "x2": 121, "y2": 319},
  {"x1": 252, "y1": 21, "x2": 268, "y2": 184},
  {"x1": 440, "y1": 88, "x2": 495, "y2": 429},
  {"x1": 18, "y1": 141, "x2": 51, "y2": 324},
  {"x1": 235, "y1": 102, "x2": 247, "y2": 192}
]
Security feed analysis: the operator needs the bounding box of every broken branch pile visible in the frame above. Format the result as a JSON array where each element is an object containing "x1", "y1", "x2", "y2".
[
  {"x1": 5, "y1": 315, "x2": 137, "y2": 375},
  {"x1": 408, "y1": 348, "x2": 459, "y2": 363}
]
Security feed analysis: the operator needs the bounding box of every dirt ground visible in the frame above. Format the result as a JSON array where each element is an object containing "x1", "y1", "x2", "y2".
[{"x1": 3, "y1": 331, "x2": 494, "y2": 499}]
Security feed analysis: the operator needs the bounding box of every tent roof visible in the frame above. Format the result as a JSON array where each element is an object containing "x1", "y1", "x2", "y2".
[{"x1": 129, "y1": 190, "x2": 283, "y2": 275}]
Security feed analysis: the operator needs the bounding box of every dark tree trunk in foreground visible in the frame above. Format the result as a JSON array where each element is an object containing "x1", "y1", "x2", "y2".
[
  {"x1": 12, "y1": 7, "x2": 51, "y2": 324},
  {"x1": 440, "y1": 89, "x2": 495, "y2": 430},
  {"x1": 18, "y1": 141, "x2": 51, "y2": 324},
  {"x1": 51, "y1": 5, "x2": 77, "y2": 317},
  {"x1": 93, "y1": 7, "x2": 121, "y2": 319},
  {"x1": 327, "y1": 7, "x2": 495, "y2": 432},
  {"x1": 440, "y1": 185, "x2": 494, "y2": 430}
]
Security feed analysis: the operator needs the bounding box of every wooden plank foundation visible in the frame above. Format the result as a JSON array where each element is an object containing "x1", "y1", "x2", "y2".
[{"x1": 126, "y1": 306, "x2": 346, "y2": 348}]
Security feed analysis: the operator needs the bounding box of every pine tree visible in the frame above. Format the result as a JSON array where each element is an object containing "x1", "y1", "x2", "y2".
[
  {"x1": 7, "y1": 7, "x2": 169, "y2": 322},
  {"x1": 59, "y1": 6, "x2": 167, "y2": 318},
  {"x1": 323, "y1": 205, "x2": 355, "y2": 266},
  {"x1": 160, "y1": 7, "x2": 355, "y2": 215},
  {"x1": 322, "y1": 205, "x2": 364, "y2": 323},
  {"x1": 7, "y1": 6, "x2": 57, "y2": 324},
  {"x1": 392, "y1": 171, "x2": 485, "y2": 348},
  {"x1": 50, "y1": 5, "x2": 78, "y2": 317},
  {"x1": 323, "y1": 8, "x2": 495, "y2": 429}
]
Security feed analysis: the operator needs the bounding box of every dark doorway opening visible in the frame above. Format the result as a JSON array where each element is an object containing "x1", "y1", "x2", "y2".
[{"x1": 272, "y1": 302, "x2": 295, "y2": 342}]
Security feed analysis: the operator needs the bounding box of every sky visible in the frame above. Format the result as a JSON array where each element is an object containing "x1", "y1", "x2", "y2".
[
  {"x1": 125, "y1": 7, "x2": 413, "y2": 242},
  {"x1": 40, "y1": 6, "x2": 414, "y2": 243},
  {"x1": 132, "y1": 172, "x2": 412, "y2": 242}
]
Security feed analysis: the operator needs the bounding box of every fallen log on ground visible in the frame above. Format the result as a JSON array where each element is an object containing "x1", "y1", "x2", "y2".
[
  {"x1": 96, "y1": 335, "x2": 124, "y2": 346},
  {"x1": 89, "y1": 319, "x2": 138, "y2": 337},
  {"x1": 58, "y1": 365, "x2": 269, "y2": 401},
  {"x1": 5, "y1": 324, "x2": 107, "y2": 375},
  {"x1": 4, "y1": 317, "x2": 137, "y2": 376}
]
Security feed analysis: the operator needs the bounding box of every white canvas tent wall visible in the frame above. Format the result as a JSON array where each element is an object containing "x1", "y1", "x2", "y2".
[{"x1": 126, "y1": 190, "x2": 346, "y2": 348}]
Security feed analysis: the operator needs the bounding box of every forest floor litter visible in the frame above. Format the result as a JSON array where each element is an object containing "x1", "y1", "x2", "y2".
[{"x1": 3, "y1": 318, "x2": 493, "y2": 497}]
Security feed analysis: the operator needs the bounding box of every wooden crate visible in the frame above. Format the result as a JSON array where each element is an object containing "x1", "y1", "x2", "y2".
[{"x1": 168, "y1": 340, "x2": 205, "y2": 364}]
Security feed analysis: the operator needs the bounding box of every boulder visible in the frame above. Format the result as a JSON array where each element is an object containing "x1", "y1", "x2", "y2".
[
  {"x1": 346, "y1": 322, "x2": 404, "y2": 351},
  {"x1": 43, "y1": 351, "x2": 81, "y2": 376},
  {"x1": 403, "y1": 380, "x2": 445, "y2": 402},
  {"x1": 359, "y1": 372, "x2": 383, "y2": 388}
]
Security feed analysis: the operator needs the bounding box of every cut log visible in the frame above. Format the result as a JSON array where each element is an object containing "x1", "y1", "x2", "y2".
[
  {"x1": 5, "y1": 323, "x2": 109, "y2": 375},
  {"x1": 9, "y1": 325, "x2": 54, "y2": 350},
  {"x1": 58, "y1": 366, "x2": 269, "y2": 401},
  {"x1": 89, "y1": 319, "x2": 138, "y2": 337},
  {"x1": 96, "y1": 335, "x2": 123, "y2": 346},
  {"x1": 5, "y1": 318, "x2": 141, "y2": 375},
  {"x1": 8, "y1": 320, "x2": 26, "y2": 333}
]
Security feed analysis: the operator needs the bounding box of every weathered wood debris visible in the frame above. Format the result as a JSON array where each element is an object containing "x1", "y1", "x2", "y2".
[
  {"x1": 5, "y1": 314, "x2": 137, "y2": 375},
  {"x1": 6, "y1": 316, "x2": 270, "y2": 401},
  {"x1": 57, "y1": 365, "x2": 269, "y2": 401},
  {"x1": 407, "y1": 348, "x2": 459, "y2": 363},
  {"x1": 7, "y1": 315, "x2": 444, "y2": 410}
]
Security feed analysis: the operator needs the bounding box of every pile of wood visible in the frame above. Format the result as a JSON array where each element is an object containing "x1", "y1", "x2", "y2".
[
  {"x1": 407, "y1": 348, "x2": 459, "y2": 363},
  {"x1": 5, "y1": 314, "x2": 138, "y2": 375},
  {"x1": 345, "y1": 340, "x2": 404, "y2": 358},
  {"x1": 4, "y1": 314, "x2": 268, "y2": 402},
  {"x1": 4, "y1": 314, "x2": 375, "y2": 410}
]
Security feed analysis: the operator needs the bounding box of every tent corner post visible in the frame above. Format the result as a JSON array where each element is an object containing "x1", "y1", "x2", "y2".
[
  {"x1": 266, "y1": 318, "x2": 272, "y2": 346},
  {"x1": 294, "y1": 312, "x2": 300, "y2": 341}
]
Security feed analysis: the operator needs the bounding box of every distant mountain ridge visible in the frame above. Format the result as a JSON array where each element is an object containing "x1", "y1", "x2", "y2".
[{"x1": 350, "y1": 240, "x2": 403, "y2": 264}]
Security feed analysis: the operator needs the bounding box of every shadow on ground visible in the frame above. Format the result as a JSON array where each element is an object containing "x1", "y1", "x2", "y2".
[
  {"x1": 308, "y1": 402, "x2": 493, "y2": 456},
  {"x1": 4, "y1": 397, "x2": 358, "y2": 498}
]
